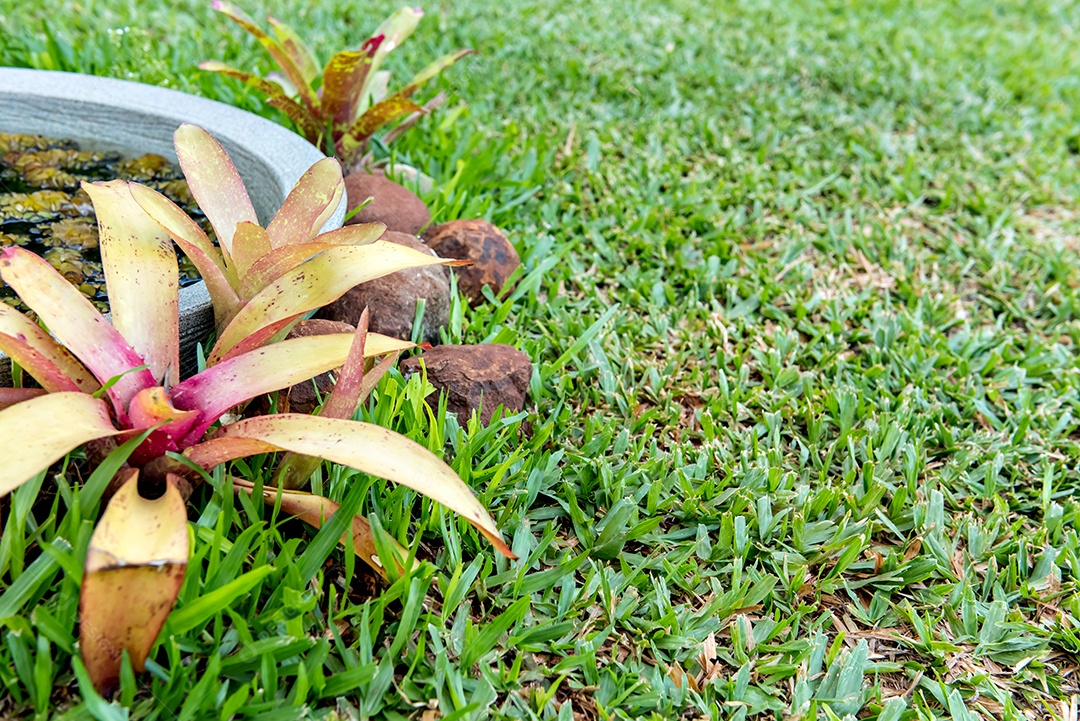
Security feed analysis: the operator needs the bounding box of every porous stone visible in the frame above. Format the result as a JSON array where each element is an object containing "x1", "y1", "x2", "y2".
[
  {"x1": 319, "y1": 231, "x2": 449, "y2": 345},
  {"x1": 399, "y1": 344, "x2": 532, "y2": 426},
  {"x1": 345, "y1": 171, "x2": 431, "y2": 236},
  {"x1": 271, "y1": 319, "x2": 355, "y2": 416},
  {"x1": 422, "y1": 219, "x2": 520, "y2": 306}
]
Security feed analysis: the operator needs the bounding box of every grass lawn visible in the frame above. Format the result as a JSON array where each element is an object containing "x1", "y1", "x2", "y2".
[{"x1": 2, "y1": 0, "x2": 1080, "y2": 718}]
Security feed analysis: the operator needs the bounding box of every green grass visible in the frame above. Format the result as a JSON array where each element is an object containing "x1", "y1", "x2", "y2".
[{"x1": 2, "y1": 0, "x2": 1080, "y2": 718}]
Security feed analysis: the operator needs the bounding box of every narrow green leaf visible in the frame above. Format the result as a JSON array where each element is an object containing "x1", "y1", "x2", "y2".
[
  {"x1": 550, "y1": 304, "x2": 620, "y2": 373},
  {"x1": 71, "y1": 656, "x2": 129, "y2": 721},
  {"x1": 167, "y1": 566, "x2": 274, "y2": 634},
  {"x1": 0, "y1": 540, "x2": 68, "y2": 620},
  {"x1": 461, "y1": 596, "x2": 530, "y2": 667},
  {"x1": 295, "y1": 479, "x2": 365, "y2": 582}
]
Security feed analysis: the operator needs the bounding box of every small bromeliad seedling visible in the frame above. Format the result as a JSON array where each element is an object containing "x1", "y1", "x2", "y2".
[
  {"x1": 201, "y1": 2, "x2": 472, "y2": 171},
  {"x1": 0, "y1": 126, "x2": 512, "y2": 694}
]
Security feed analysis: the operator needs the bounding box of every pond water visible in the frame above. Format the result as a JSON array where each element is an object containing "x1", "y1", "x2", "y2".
[{"x1": 0, "y1": 132, "x2": 213, "y2": 314}]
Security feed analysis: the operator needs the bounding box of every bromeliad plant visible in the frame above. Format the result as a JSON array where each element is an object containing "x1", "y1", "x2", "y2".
[
  {"x1": 0, "y1": 126, "x2": 513, "y2": 694},
  {"x1": 135, "y1": 122, "x2": 415, "y2": 364},
  {"x1": 201, "y1": 2, "x2": 472, "y2": 171}
]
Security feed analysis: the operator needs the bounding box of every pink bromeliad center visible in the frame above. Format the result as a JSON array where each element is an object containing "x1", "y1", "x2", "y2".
[{"x1": 125, "y1": 386, "x2": 200, "y2": 465}]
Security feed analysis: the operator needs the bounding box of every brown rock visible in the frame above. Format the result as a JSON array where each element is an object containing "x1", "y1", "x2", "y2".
[
  {"x1": 399, "y1": 344, "x2": 532, "y2": 426},
  {"x1": 345, "y1": 171, "x2": 431, "y2": 235},
  {"x1": 269, "y1": 319, "x2": 355, "y2": 415},
  {"x1": 318, "y1": 231, "x2": 449, "y2": 345},
  {"x1": 422, "y1": 219, "x2": 520, "y2": 306}
]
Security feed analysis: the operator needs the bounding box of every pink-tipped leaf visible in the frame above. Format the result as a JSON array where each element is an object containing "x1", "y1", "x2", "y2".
[
  {"x1": 0, "y1": 392, "x2": 121, "y2": 496},
  {"x1": 209, "y1": 240, "x2": 458, "y2": 363},
  {"x1": 214, "y1": 414, "x2": 515, "y2": 558},
  {"x1": 0, "y1": 333, "x2": 83, "y2": 393},
  {"x1": 174, "y1": 123, "x2": 260, "y2": 261},
  {"x1": 0, "y1": 248, "x2": 154, "y2": 415},
  {"x1": 369, "y1": 7, "x2": 424, "y2": 80},
  {"x1": 311, "y1": 308, "x2": 369, "y2": 421},
  {"x1": 265, "y1": 157, "x2": 345, "y2": 249},
  {"x1": 84, "y1": 181, "x2": 180, "y2": 388},
  {"x1": 171, "y1": 331, "x2": 412, "y2": 446},
  {"x1": 0, "y1": 304, "x2": 99, "y2": 392}
]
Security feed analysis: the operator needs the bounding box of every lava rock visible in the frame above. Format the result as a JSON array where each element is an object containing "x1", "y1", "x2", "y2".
[
  {"x1": 422, "y1": 219, "x2": 520, "y2": 306},
  {"x1": 319, "y1": 231, "x2": 449, "y2": 345},
  {"x1": 270, "y1": 319, "x2": 355, "y2": 415},
  {"x1": 399, "y1": 344, "x2": 532, "y2": 426},
  {"x1": 344, "y1": 171, "x2": 431, "y2": 235}
]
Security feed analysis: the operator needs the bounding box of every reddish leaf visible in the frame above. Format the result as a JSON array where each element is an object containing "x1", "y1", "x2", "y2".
[
  {"x1": 124, "y1": 386, "x2": 200, "y2": 464},
  {"x1": 171, "y1": 331, "x2": 412, "y2": 446},
  {"x1": 209, "y1": 240, "x2": 452, "y2": 363},
  {"x1": 214, "y1": 414, "x2": 515, "y2": 559},
  {"x1": 0, "y1": 248, "x2": 153, "y2": 418},
  {"x1": 0, "y1": 305, "x2": 98, "y2": 392},
  {"x1": 0, "y1": 387, "x2": 47, "y2": 410},
  {"x1": 320, "y1": 36, "x2": 382, "y2": 128},
  {"x1": 197, "y1": 62, "x2": 324, "y2": 147},
  {"x1": 210, "y1": 316, "x2": 297, "y2": 366},
  {"x1": 210, "y1": 1, "x2": 320, "y2": 114},
  {"x1": 0, "y1": 333, "x2": 82, "y2": 393},
  {"x1": 173, "y1": 123, "x2": 259, "y2": 263},
  {"x1": 183, "y1": 436, "x2": 278, "y2": 469},
  {"x1": 274, "y1": 309, "x2": 368, "y2": 489},
  {"x1": 336, "y1": 95, "x2": 423, "y2": 166}
]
